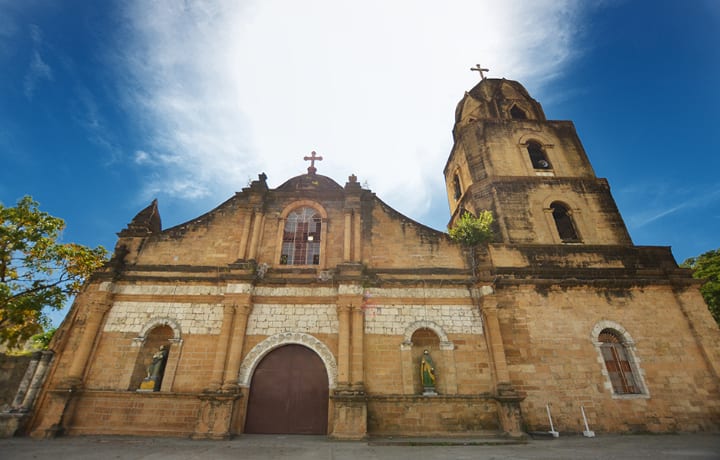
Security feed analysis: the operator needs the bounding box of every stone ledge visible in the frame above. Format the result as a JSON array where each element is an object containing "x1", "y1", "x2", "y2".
[{"x1": 366, "y1": 393, "x2": 494, "y2": 402}]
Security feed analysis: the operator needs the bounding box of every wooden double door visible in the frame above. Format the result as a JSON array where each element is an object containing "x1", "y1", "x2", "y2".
[{"x1": 244, "y1": 345, "x2": 329, "y2": 434}]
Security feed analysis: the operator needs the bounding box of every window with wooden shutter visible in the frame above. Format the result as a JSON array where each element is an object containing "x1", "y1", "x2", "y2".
[{"x1": 599, "y1": 330, "x2": 640, "y2": 395}]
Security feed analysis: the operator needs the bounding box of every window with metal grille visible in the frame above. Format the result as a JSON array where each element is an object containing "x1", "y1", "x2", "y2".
[
  {"x1": 550, "y1": 202, "x2": 580, "y2": 242},
  {"x1": 280, "y1": 207, "x2": 321, "y2": 265},
  {"x1": 599, "y1": 329, "x2": 640, "y2": 395}
]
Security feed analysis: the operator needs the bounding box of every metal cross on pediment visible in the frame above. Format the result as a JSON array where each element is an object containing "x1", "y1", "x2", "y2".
[
  {"x1": 304, "y1": 151, "x2": 323, "y2": 174},
  {"x1": 470, "y1": 64, "x2": 489, "y2": 80}
]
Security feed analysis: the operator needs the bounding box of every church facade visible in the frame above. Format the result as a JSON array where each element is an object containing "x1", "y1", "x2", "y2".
[{"x1": 28, "y1": 79, "x2": 720, "y2": 439}]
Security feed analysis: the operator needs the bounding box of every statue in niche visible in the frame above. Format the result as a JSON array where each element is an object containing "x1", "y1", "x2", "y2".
[
  {"x1": 420, "y1": 349, "x2": 437, "y2": 395},
  {"x1": 138, "y1": 345, "x2": 169, "y2": 392}
]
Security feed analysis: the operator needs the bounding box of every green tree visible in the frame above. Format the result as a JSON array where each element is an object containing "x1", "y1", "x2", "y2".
[
  {"x1": 448, "y1": 210, "x2": 494, "y2": 247},
  {"x1": 0, "y1": 196, "x2": 108, "y2": 347},
  {"x1": 448, "y1": 210, "x2": 494, "y2": 278},
  {"x1": 681, "y1": 249, "x2": 720, "y2": 326},
  {"x1": 30, "y1": 327, "x2": 56, "y2": 350}
]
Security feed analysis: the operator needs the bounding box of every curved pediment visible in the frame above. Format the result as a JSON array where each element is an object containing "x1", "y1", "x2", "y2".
[{"x1": 275, "y1": 173, "x2": 344, "y2": 193}]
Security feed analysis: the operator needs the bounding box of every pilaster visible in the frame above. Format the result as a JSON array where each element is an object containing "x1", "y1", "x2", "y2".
[
  {"x1": 481, "y1": 298, "x2": 511, "y2": 387},
  {"x1": 62, "y1": 286, "x2": 113, "y2": 388},
  {"x1": 336, "y1": 303, "x2": 351, "y2": 386},
  {"x1": 208, "y1": 303, "x2": 236, "y2": 391},
  {"x1": 222, "y1": 294, "x2": 253, "y2": 391},
  {"x1": 192, "y1": 393, "x2": 242, "y2": 439},
  {"x1": 350, "y1": 304, "x2": 365, "y2": 389}
]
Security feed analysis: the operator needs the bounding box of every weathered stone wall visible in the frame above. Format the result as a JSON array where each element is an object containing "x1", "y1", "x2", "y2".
[
  {"x1": 488, "y1": 177, "x2": 631, "y2": 245},
  {"x1": 0, "y1": 354, "x2": 32, "y2": 410},
  {"x1": 367, "y1": 396, "x2": 500, "y2": 435},
  {"x1": 500, "y1": 284, "x2": 720, "y2": 433},
  {"x1": 27, "y1": 77, "x2": 720, "y2": 439},
  {"x1": 364, "y1": 202, "x2": 466, "y2": 269},
  {"x1": 65, "y1": 391, "x2": 201, "y2": 437}
]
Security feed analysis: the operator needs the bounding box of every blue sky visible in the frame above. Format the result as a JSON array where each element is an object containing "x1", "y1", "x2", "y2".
[{"x1": 1, "y1": 1, "x2": 719, "y2": 324}]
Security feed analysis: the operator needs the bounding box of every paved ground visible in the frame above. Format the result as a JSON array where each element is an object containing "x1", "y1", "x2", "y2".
[{"x1": 1, "y1": 433, "x2": 719, "y2": 460}]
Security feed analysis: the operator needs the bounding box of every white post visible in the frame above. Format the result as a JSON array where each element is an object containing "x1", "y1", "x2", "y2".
[
  {"x1": 581, "y1": 406, "x2": 595, "y2": 438},
  {"x1": 546, "y1": 404, "x2": 559, "y2": 437}
]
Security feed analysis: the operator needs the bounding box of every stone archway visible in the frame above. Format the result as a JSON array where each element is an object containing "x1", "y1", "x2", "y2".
[
  {"x1": 244, "y1": 344, "x2": 329, "y2": 434},
  {"x1": 237, "y1": 332, "x2": 337, "y2": 388}
]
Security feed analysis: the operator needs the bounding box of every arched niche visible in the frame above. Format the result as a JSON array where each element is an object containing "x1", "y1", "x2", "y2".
[{"x1": 399, "y1": 321, "x2": 457, "y2": 395}]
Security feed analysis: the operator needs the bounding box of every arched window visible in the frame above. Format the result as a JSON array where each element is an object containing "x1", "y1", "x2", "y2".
[
  {"x1": 452, "y1": 174, "x2": 462, "y2": 200},
  {"x1": 510, "y1": 105, "x2": 527, "y2": 120},
  {"x1": 280, "y1": 207, "x2": 321, "y2": 265},
  {"x1": 527, "y1": 141, "x2": 551, "y2": 169},
  {"x1": 550, "y1": 202, "x2": 579, "y2": 242},
  {"x1": 599, "y1": 329, "x2": 640, "y2": 395}
]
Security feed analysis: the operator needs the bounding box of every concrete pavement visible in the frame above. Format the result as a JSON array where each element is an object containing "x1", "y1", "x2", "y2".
[{"x1": 1, "y1": 433, "x2": 719, "y2": 459}]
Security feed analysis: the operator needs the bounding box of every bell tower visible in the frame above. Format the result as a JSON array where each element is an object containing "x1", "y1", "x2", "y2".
[{"x1": 444, "y1": 78, "x2": 632, "y2": 245}]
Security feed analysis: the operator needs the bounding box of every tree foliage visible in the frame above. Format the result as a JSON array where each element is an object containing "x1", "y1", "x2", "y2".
[
  {"x1": 0, "y1": 196, "x2": 108, "y2": 347},
  {"x1": 448, "y1": 210, "x2": 494, "y2": 247},
  {"x1": 681, "y1": 249, "x2": 720, "y2": 326},
  {"x1": 30, "y1": 327, "x2": 56, "y2": 350}
]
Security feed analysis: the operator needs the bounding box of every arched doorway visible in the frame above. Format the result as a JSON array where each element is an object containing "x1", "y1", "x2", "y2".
[{"x1": 244, "y1": 344, "x2": 329, "y2": 434}]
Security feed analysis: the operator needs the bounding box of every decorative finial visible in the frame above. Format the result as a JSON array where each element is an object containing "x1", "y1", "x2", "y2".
[
  {"x1": 470, "y1": 64, "x2": 489, "y2": 80},
  {"x1": 303, "y1": 151, "x2": 323, "y2": 174}
]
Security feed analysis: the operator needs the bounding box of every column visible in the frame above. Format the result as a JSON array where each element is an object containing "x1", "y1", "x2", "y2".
[
  {"x1": 160, "y1": 337, "x2": 183, "y2": 392},
  {"x1": 10, "y1": 352, "x2": 41, "y2": 409},
  {"x1": 343, "y1": 211, "x2": 352, "y2": 262},
  {"x1": 439, "y1": 341, "x2": 458, "y2": 394},
  {"x1": 399, "y1": 341, "x2": 414, "y2": 394},
  {"x1": 482, "y1": 301, "x2": 511, "y2": 386},
  {"x1": 350, "y1": 304, "x2": 365, "y2": 389},
  {"x1": 20, "y1": 351, "x2": 54, "y2": 411},
  {"x1": 208, "y1": 303, "x2": 236, "y2": 391},
  {"x1": 63, "y1": 290, "x2": 113, "y2": 388},
  {"x1": 222, "y1": 298, "x2": 253, "y2": 391},
  {"x1": 483, "y1": 297, "x2": 525, "y2": 437},
  {"x1": 336, "y1": 304, "x2": 351, "y2": 386},
  {"x1": 237, "y1": 209, "x2": 253, "y2": 260},
  {"x1": 247, "y1": 210, "x2": 264, "y2": 260},
  {"x1": 353, "y1": 209, "x2": 362, "y2": 262}
]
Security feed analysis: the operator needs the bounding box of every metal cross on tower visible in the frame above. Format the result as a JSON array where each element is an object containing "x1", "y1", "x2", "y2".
[
  {"x1": 470, "y1": 64, "x2": 489, "y2": 80},
  {"x1": 304, "y1": 151, "x2": 323, "y2": 174}
]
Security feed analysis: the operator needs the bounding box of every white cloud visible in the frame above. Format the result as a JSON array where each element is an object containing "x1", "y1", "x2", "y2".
[
  {"x1": 624, "y1": 185, "x2": 720, "y2": 229},
  {"x1": 24, "y1": 50, "x2": 52, "y2": 99},
  {"x1": 134, "y1": 150, "x2": 150, "y2": 164},
  {"x1": 118, "y1": 0, "x2": 588, "y2": 228}
]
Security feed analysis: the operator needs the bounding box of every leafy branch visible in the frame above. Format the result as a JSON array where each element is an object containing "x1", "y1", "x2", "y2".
[
  {"x1": 0, "y1": 196, "x2": 108, "y2": 347},
  {"x1": 448, "y1": 210, "x2": 494, "y2": 278},
  {"x1": 682, "y1": 248, "x2": 720, "y2": 327}
]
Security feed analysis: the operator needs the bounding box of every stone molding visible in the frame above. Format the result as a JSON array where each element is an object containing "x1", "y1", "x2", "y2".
[
  {"x1": 590, "y1": 319, "x2": 650, "y2": 399},
  {"x1": 237, "y1": 332, "x2": 337, "y2": 388}
]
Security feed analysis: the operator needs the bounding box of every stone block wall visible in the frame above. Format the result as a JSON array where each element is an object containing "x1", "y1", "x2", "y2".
[
  {"x1": 367, "y1": 395, "x2": 500, "y2": 435},
  {"x1": 0, "y1": 354, "x2": 32, "y2": 410},
  {"x1": 65, "y1": 391, "x2": 201, "y2": 437},
  {"x1": 501, "y1": 284, "x2": 720, "y2": 433}
]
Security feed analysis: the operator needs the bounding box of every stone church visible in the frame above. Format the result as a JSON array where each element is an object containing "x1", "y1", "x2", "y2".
[{"x1": 27, "y1": 78, "x2": 720, "y2": 439}]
